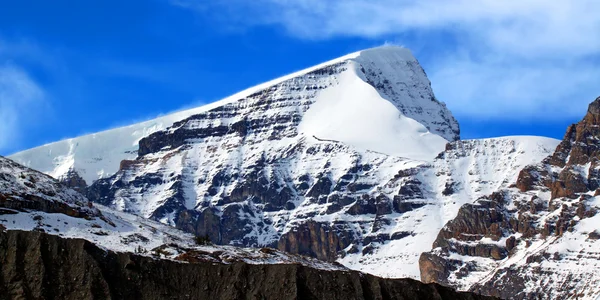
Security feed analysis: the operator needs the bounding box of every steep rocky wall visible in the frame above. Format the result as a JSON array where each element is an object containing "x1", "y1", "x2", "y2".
[
  {"x1": 419, "y1": 97, "x2": 600, "y2": 299},
  {"x1": 0, "y1": 156, "x2": 100, "y2": 220},
  {"x1": 0, "y1": 230, "x2": 494, "y2": 300}
]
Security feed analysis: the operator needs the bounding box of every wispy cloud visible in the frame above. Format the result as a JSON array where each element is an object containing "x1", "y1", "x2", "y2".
[
  {"x1": 0, "y1": 36, "x2": 52, "y2": 153},
  {"x1": 0, "y1": 63, "x2": 45, "y2": 153},
  {"x1": 174, "y1": 0, "x2": 600, "y2": 120}
]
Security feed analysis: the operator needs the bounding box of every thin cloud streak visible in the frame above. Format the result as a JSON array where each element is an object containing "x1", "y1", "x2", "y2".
[{"x1": 0, "y1": 64, "x2": 45, "y2": 153}]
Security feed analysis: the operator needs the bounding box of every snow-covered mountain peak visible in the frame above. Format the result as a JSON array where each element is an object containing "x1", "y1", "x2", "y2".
[
  {"x1": 345, "y1": 45, "x2": 459, "y2": 142},
  {"x1": 298, "y1": 47, "x2": 452, "y2": 159},
  {"x1": 10, "y1": 46, "x2": 458, "y2": 184}
]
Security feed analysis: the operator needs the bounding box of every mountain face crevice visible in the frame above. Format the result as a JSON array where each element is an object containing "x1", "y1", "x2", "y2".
[
  {"x1": 420, "y1": 97, "x2": 600, "y2": 300},
  {"x1": 0, "y1": 230, "x2": 494, "y2": 300}
]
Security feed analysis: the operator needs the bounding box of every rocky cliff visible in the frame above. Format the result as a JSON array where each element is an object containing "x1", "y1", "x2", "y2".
[
  {"x1": 420, "y1": 97, "x2": 600, "y2": 299},
  {"x1": 0, "y1": 229, "x2": 495, "y2": 300}
]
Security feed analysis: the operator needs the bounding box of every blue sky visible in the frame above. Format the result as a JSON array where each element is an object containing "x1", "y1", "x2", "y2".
[{"x1": 1, "y1": 0, "x2": 599, "y2": 155}]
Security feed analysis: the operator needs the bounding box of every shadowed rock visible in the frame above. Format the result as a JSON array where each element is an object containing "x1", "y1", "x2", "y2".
[{"x1": 0, "y1": 230, "x2": 495, "y2": 300}]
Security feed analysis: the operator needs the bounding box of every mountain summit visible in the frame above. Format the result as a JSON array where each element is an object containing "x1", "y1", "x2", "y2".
[{"x1": 10, "y1": 46, "x2": 459, "y2": 185}]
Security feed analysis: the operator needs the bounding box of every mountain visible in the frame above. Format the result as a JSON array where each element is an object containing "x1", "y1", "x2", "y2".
[
  {"x1": 8, "y1": 46, "x2": 558, "y2": 282},
  {"x1": 420, "y1": 97, "x2": 600, "y2": 299},
  {"x1": 7, "y1": 45, "x2": 600, "y2": 299},
  {"x1": 0, "y1": 155, "x2": 495, "y2": 300},
  {"x1": 9, "y1": 46, "x2": 459, "y2": 186}
]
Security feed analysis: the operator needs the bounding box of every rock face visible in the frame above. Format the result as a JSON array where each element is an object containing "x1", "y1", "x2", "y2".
[
  {"x1": 0, "y1": 156, "x2": 100, "y2": 220},
  {"x1": 59, "y1": 168, "x2": 88, "y2": 194},
  {"x1": 0, "y1": 230, "x2": 495, "y2": 300},
  {"x1": 420, "y1": 97, "x2": 600, "y2": 300}
]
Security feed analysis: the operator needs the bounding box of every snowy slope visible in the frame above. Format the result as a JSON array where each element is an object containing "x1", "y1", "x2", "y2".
[
  {"x1": 9, "y1": 46, "x2": 458, "y2": 185},
  {"x1": 420, "y1": 97, "x2": 600, "y2": 299},
  {"x1": 431, "y1": 136, "x2": 560, "y2": 223},
  {"x1": 298, "y1": 61, "x2": 446, "y2": 159},
  {"x1": 0, "y1": 155, "x2": 345, "y2": 270},
  {"x1": 337, "y1": 136, "x2": 559, "y2": 278}
]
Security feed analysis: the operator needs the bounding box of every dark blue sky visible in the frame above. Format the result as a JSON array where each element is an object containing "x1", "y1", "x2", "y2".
[{"x1": 1, "y1": 0, "x2": 594, "y2": 155}]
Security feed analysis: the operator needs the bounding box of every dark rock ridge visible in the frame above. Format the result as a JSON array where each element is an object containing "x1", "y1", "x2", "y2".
[
  {"x1": 420, "y1": 97, "x2": 600, "y2": 299},
  {"x1": 0, "y1": 156, "x2": 100, "y2": 220},
  {"x1": 0, "y1": 229, "x2": 495, "y2": 300},
  {"x1": 59, "y1": 168, "x2": 88, "y2": 194},
  {"x1": 516, "y1": 96, "x2": 600, "y2": 197}
]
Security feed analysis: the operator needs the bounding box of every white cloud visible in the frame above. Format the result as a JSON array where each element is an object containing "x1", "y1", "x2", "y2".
[
  {"x1": 177, "y1": 0, "x2": 600, "y2": 56},
  {"x1": 429, "y1": 55, "x2": 600, "y2": 119},
  {"x1": 0, "y1": 64, "x2": 45, "y2": 153},
  {"x1": 175, "y1": 0, "x2": 600, "y2": 120}
]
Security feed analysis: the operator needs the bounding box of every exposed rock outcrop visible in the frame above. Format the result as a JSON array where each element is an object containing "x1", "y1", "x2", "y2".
[
  {"x1": 59, "y1": 168, "x2": 89, "y2": 194},
  {"x1": 277, "y1": 221, "x2": 353, "y2": 261},
  {"x1": 0, "y1": 230, "x2": 495, "y2": 300},
  {"x1": 420, "y1": 97, "x2": 600, "y2": 299},
  {"x1": 0, "y1": 156, "x2": 100, "y2": 220}
]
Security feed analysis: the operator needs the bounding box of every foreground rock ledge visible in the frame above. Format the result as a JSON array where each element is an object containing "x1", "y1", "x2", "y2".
[{"x1": 0, "y1": 230, "x2": 494, "y2": 300}]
